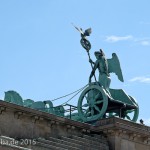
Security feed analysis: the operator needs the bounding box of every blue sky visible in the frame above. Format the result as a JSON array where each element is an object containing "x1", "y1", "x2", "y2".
[{"x1": 0, "y1": 0, "x2": 150, "y2": 125}]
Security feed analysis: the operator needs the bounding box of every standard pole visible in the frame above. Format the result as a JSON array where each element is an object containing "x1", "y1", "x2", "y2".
[{"x1": 87, "y1": 51, "x2": 97, "y2": 82}]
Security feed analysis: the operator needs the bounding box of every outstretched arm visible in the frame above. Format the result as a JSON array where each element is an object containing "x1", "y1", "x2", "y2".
[{"x1": 89, "y1": 58, "x2": 95, "y2": 65}]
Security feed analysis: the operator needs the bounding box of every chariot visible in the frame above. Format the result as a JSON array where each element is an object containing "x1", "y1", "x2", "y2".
[{"x1": 77, "y1": 82, "x2": 139, "y2": 123}]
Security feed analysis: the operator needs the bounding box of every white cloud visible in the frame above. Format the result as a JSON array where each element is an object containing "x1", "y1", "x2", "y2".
[
  {"x1": 105, "y1": 35, "x2": 133, "y2": 43},
  {"x1": 139, "y1": 40, "x2": 150, "y2": 46},
  {"x1": 129, "y1": 76, "x2": 150, "y2": 84},
  {"x1": 105, "y1": 35, "x2": 150, "y2": 46}
]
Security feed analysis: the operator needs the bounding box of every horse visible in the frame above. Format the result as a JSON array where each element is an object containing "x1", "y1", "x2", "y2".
[{"x1": 4, "y1": 90, "x2": 55, "y2": 114}]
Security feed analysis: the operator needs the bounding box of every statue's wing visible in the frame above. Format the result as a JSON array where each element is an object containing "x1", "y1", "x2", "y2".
[
  {"x1": 107, "y1": 53, "x2": 124, "y2": 82},
  {"x1": 84, "y1": 28, "x2": 92, "y2": 36},
  {"x1": 72, "y1": 23, "x2": 84, "y2": 35}
]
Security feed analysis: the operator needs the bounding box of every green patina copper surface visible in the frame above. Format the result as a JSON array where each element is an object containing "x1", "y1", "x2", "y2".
[
  {"x1": 72, "y1": 24, "x2": 92, "y2": 52},
  {"x1": 77, "y1": 49, "x2": 139, "y2": 122},
  {"x1": 4, "y1": 91, "x2": 23, "y2": 106},
  {"x1": 73, "y1": 26, "x2": 139, "y2": 122},
  {"x1": 78, "y1": 84, "x2": 108, "y2": 122},
  {"x1": 4, "y1": 91, "x2": 64, "y2": 116},
  {"x1": 54, "y1": 105, "x2": 65, "y2": 117}
]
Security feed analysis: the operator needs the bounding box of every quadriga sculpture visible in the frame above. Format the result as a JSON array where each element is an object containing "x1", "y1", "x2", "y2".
[
  {"x1": 4, "y1": 91, "x2": 64, "y2": 116},
  {"x1": 77, "y1": 49, "x2": 139, "y2": 122}
]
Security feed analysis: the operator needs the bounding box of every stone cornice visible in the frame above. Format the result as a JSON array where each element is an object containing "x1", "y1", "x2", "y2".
[
  {"x1": 0, "y1": 100, "x2": 97, "y2": 133},
  {"x1": 96, "y1": 117, "x2": 150, "y2": 136},
  {"x1": 96, "y1": 118, "x2": 150, "y2": 145},
  {"x1": 0, "y1": 99, "x2": 150, "y2": 144}
]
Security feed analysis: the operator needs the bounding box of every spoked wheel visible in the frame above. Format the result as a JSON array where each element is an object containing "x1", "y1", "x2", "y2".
[
  {"x1": 80, "y1": 38, "x2": 91, "y2": 51},
  {"x1": 107, "y1": 96, "x2": 139, "y2": 122},
  {"x1": 78, "y1": 85, "x2": 108, "y2": 122}
]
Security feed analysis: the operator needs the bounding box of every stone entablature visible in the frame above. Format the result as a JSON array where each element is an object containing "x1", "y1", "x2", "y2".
[
  {"x1": 96, "y1": 118, "x2": 150, "y2": 150},
  {"x1": 0, "y1": 100, "x2": 150, "y2": 150},
  {"x1": 0, "y1": 100, "x2": 99, "y2": 139},
  {"x1": 96, "y1": 118, "x2": 150, "y2": 145}
]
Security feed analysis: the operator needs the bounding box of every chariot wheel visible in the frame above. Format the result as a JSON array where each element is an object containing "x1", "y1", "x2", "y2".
[
  {"x1": 78, "y1": 85, "x2": 108, "y2": 122},
  {"x1": 80, "y1": 38, "x2": 91, "y2": 51},
  {"x1": 107, "y1": 96, "x2": 139, "y2": 122}
]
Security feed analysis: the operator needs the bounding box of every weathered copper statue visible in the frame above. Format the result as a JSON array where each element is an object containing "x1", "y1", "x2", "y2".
[
  {"x1": 73, "y1": 26, "x2": 139, "y2": 122},
  {"x1": 89, "y1": 49, "x2": 111, "y2": 96}
]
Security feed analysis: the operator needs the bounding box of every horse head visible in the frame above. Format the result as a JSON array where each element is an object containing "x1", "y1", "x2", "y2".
[{"x1": 4, "y1": 90, "x2": 23, "y2": 106}]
